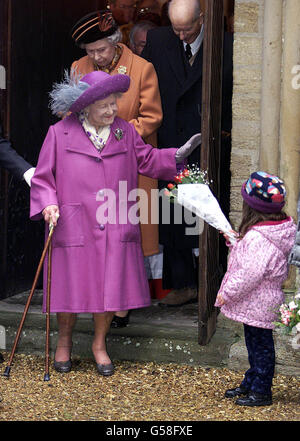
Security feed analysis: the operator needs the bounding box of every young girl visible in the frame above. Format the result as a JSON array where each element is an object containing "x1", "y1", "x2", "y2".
[{"x1": 215, "y1": 171, "x2": 297, "y2": 407}]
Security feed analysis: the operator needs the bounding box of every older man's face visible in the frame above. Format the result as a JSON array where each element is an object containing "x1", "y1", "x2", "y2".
[
  {"x1": 171, "y1": 13, "x2": 204, "y2": 44},
  {"x1": 110, "y1": 0, "x2": 136, "y2": 25},
  {"x1": 131, "y1": 28, "x2": 148, "y2": 55}
]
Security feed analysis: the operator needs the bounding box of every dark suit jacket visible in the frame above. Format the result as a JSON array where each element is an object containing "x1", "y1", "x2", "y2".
[
  {"x1": 142, "y1": 26, "x2": 233, "y2": 159},
  {"x1": 0, "y1": 126, "x2": 32, "y2": 180},
  {"x1": 142, "y1": 26, "x2": 233, "y2": 249}
]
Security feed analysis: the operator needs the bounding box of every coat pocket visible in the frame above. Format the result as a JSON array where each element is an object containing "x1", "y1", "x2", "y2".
[{"x1": 52, "y1": 203, "x2": 84, "y2": 248}]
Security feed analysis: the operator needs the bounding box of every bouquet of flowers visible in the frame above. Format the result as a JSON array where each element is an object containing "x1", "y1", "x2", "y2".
[
  {"x1": 275, "y1": 293, "x2": 300, "y2": 335},
  {"x1": 164, "y1": 164, "x2": 211, "y2": 199},
  {"x1": 164, "y1": 165, "x2": 237, "y2": 245}
]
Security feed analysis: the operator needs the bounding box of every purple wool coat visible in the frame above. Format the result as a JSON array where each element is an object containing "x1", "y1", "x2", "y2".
[{"x1": 30, "y1": 115, "x2": 177, "y2": 313}]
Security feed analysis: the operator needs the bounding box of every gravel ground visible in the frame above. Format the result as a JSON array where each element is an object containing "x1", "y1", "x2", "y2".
[{"x1": 0, "y1": 352, "x2": 299, "y2": 422}]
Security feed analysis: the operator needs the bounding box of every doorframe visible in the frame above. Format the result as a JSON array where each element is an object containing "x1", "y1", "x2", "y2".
[{"x1": 198, "y1": 0, "x2": 225, "y2": 345}]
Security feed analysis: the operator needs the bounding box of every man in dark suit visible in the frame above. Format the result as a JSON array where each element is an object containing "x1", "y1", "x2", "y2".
[
  {"x1": 142, "y1": 0, "x2": 233, "y2": 306},
  {"x1": 0, "y1": 125, "x2": 34, "y2": 185},
  {"x1": 0, "y1": 123, "x2": 35, "y2": 374}
]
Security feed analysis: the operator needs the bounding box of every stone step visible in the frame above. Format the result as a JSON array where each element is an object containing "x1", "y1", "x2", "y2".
[{"x1": 0, "y1": 291, "x2": 299, "y2": 377}]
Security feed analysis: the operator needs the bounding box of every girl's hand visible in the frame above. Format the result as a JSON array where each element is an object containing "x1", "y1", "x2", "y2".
[
  {"x1": 42, "y1": 205, "x2": 60, "y2": 226},
  {"x1": 216, "y1": 293, "x2": 225, "y2": 306},
  {"x1": 220, "y1": 229, "x2": 238, "y2": 243}
]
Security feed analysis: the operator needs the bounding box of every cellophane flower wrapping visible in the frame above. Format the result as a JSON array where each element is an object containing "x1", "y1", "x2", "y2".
[
  {"x1": 177, "y1": 183, "x2": 237, "y2": 245},
  {"x1": 164, "y1": 165, "x2": 236, "y2": 245}
]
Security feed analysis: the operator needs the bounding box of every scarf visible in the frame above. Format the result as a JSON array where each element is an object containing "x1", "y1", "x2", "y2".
[
  {"x1": 94, "y1": 45, "x2": 123, "y2": 74},
  {"x1": 79, "y1": 111, "x2": 111, "y2": 151}
]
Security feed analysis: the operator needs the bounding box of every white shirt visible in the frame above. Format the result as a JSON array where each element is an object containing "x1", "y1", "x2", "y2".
[{"x1": 23, "y1": 167, "x2": 35, "y2": 187}]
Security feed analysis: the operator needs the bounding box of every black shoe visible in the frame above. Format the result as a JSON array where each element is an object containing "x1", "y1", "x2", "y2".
[
  {"x1": 96, "y1": 362, "x2": 115, "y2": 376},
  {"x1": 235, "y1": 392, "x2": 272, "y2": 407},
  {"x1": 225, "y1": 386, "x2": 249, "y2": 398},
  {"x1": 110, "y1": 313, "x2": 130, "y2": 328},
  {"x1": 0, "y1": 353, "x2": 4, "y2": 364},
  {"x1": 54, "y1": 359, "x2": 72, "y2": 373}
]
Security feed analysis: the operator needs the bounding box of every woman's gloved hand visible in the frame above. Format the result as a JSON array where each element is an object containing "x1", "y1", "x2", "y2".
[
  {"x1": 42, "y1": 205, "x2": 60, "y2": 226},
  {"x1": 175, "y1": 133, "x2": 202, "y2": 163}
]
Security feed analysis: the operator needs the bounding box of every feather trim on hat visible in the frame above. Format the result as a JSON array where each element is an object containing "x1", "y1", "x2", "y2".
[{"x1": 49, "y1": 69, "x2": 90, "y2": 116}]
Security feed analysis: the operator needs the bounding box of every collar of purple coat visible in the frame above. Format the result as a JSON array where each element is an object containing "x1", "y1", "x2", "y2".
[{"x1": 63, "y1": 114, "x2": 128, "y2": 158}]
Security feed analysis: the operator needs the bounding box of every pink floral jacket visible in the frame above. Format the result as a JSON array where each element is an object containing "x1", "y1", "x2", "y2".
[{"x1": 215, "y1": 217, "x2": 297, "y2": 329}]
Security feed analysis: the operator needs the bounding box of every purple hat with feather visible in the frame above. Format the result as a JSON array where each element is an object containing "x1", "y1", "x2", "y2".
[
  {"x1": 49, "y1": 70, "x2": 130, "y2": 116},
  {"x1": 69, "y1": 71, "x2": 130, "y2": 113}
]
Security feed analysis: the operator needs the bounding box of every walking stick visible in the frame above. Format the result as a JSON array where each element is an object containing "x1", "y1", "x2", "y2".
[
  {"x1": 3, "y1": 223, "x2": 55, "y2": 379},
  {"x1": 44, "y1": 223, "x2": 53, "y2": 381}
]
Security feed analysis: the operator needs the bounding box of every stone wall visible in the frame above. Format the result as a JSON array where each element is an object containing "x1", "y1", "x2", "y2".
[
  {"x1": 230, "y1": 0, "x2": 300, "y2": 231},
  {"x1": 230, "y1": 0, "x2": 263, "y2": 228},
  {"x1": 230, "y1": 0, "x2": 300, "y2": 289}
]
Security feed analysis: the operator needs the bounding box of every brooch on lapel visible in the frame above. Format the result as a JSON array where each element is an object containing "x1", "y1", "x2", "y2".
[
  {"x1": 114, "y1": 128, "x2": 123, "y2": 141},
  {"x1": 117, "y1": 65, "x2": 127, "y2": 74}
]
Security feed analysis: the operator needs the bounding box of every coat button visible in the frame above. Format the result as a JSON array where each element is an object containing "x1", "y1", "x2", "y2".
[
  {"x1": 95, "y1": 157, "x2": 101, "y2": 162},
  {"x1": 99, "y1": 224, "x2": 105, "y2": 231}
]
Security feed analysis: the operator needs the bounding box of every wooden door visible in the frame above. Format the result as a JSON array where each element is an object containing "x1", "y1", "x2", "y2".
[
  {"x1": 198, "y1": 0, "x2": 225, "y2": 345},
  {"x1": 0, "y1": 0, "x2": 106, "y2": 298}
]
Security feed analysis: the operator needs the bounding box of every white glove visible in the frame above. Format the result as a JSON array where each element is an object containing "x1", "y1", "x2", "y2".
[
  {"x1": 175, "y1": 133, "x2": 202, "y2": 163},
  {"x1": 23, "y1": 167, "x2": 36, "y2": 187}
]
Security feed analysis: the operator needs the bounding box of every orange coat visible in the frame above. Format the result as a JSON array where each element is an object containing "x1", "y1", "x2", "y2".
[{"x1": 71, "y1": 44, "x2": 163, "y2": 256}]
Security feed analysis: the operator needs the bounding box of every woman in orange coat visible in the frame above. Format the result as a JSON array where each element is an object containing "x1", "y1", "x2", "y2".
[{"x1": 70, "y1": 10, "x2": 167, "y2": 325}]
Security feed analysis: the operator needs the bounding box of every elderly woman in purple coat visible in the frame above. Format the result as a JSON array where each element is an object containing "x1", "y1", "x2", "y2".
[{"x1": 30, "y1": 70, "x2": 201, "y2": 376}]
